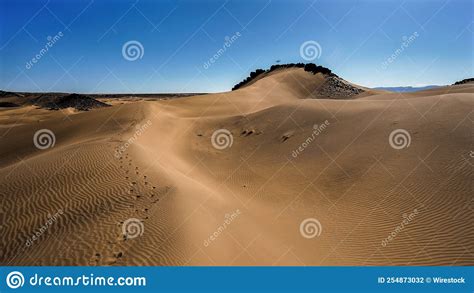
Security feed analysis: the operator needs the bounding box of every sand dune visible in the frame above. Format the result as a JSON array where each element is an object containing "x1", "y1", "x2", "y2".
[{"x1": 0, "y1": 68, "x2": 472, "y2": 265}]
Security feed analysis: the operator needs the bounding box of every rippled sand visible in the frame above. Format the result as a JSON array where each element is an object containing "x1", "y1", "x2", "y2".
[{"x1": 1, "y1": 68, "x2": 473, "y2": 265}]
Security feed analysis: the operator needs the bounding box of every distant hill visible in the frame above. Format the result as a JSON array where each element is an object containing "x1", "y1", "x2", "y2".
[
  {"x1": 374, "y1": 85, "x2": 441, "y2": 92},
  {"x1": 231, "y1": 63, "x2": 364, "y2": 99},
  {"x1": 232, "y1": 63, "x2": 336, "y2": 91},
  {"x1": 0, "y1": 102, "x2": 20, "y2": 107},
  {"x1": 32, "y1": 94, "x2": 110, "y2": 111},
  {"x1": 0, "y1": 90, "x2": 23, "y2": 98}
]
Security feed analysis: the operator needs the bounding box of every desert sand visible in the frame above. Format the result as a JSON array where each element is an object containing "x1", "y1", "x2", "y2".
[{"x1": 0, "y1": 67, "x2": 473, "y2": 265}]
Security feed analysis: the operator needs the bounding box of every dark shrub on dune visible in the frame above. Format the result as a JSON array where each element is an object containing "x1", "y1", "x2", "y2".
[
  {"x1": 453, "y1": 78, "x2": 474, "y2": 85},
  {"x1": 303, "y1": 63, "x2": 334, "y2": 76},
  {"x1": 269, "y1": 63, "x2": 305, "y2": 72},
  {"x1": 250, "y1": 69, "x2": 265, "y2": 78},
  {"x1": 232, "y1": 69, "x2": 266, "y2": 90}
]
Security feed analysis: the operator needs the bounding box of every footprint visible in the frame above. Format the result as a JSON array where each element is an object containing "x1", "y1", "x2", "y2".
[
  {"x1": 89, "y1": 253, "x2": 101, "y2": 265},
  {"x1": 241, "y1": 129, "x2": 254, "y2": 137},
  {"x1": 281, "y1": 131, "x2": 294, "y2": 142}
]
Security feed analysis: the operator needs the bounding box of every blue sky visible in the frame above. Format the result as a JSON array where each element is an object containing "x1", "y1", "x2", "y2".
[{"x1": 0, "y1": 0, "x2": 472, "y2": 93}]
